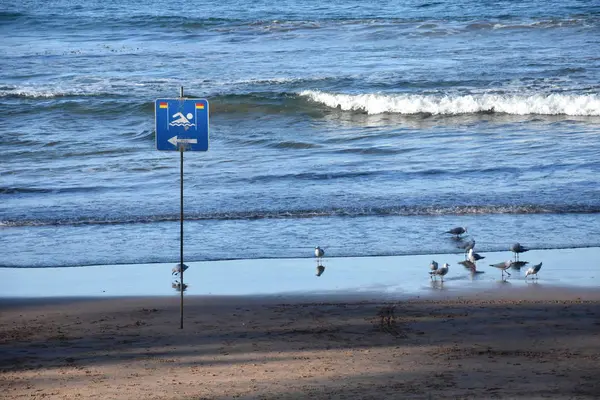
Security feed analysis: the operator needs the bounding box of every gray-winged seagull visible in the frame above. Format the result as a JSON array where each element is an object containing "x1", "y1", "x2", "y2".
[
  {"x1": 315, "y1": 246, "x2": 325, "y2": 263},
  {"x1": 446, "y1": 226, "x2": 467, "y2": 238},
  {"x1": 510, "y1": 243, "x2": 529, "y2": 261},
  {"x1": 429, "y1": 260, "x2": 439, "y2": 280},
  {"x1": 172, "y1": 263, "x2": 189, "y2": 276},
  {"x1": 430, "y1": 263, "x2": 449, "y2": 282},
  {"x1": 525, "y1": 262, "x2": 542, "y2": 279},
  {"x1": 459, "y1": 239, "x2": 476, "y2": 258},
  {"x1": 490, "y1": 260, "x2": 513, "y2": 280},
  {"x1": 468, "y1": 248, "x2": 485, "y2": 263}
]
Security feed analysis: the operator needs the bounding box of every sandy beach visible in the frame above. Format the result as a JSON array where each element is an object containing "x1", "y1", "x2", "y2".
[{"x1": 1, "y1": 286, "x2": 599, "y2": 399}]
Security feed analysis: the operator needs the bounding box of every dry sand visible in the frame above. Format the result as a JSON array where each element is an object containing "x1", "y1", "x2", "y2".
[{"x1": 1, "y1": 288, "x2": 600, "y2": 399}]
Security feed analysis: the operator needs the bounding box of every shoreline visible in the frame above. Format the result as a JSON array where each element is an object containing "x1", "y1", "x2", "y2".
[
  {"x1": 0, "y1": 247, "x2": 599, "y2": 299},
  {"x1": 3, "y1": 281, "x2": 600, "y2": 305}
]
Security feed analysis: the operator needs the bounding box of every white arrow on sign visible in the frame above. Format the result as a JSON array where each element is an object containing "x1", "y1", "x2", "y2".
[{"x1": 168, "y1": 136, "x2": 198, "y2": 147}]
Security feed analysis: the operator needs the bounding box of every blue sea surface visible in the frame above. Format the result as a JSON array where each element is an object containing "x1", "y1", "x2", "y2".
[{"x1": 1, "y1": 0, "x2": 600, "y2": 268}]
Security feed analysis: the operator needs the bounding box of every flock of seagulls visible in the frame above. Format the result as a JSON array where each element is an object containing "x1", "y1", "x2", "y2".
[
  {"x1": 314, "y1": 228, "x2": 544, "y2": 283},
  {"x1": 165, "y1": 227, "x2": 544, "y2": 293},
  {"x1": 429, "y1": 227, "x2": 543, "y2": 282},
  {"x1": 167, "y1": 222, "x2": 546, "y2": 291}
]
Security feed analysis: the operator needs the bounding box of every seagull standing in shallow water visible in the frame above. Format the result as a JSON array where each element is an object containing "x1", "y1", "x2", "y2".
[
  {"x1": 172, "y1": 263, "x2": 189, "y2": 276},
  {"x1": 314, "y1": 246, "x2": 325, "y2": 263},
  {"x1": 490, "y1": 261, "x2": 513, "y2": 280},
  {"x1": 429, "y1": 260, "x2": 439, "y2": 280},
  {"x1": 459, "y1": 239, "x2": 476, "y2": 259},
  {"x1": 510, "y1": 243, "x2": 529, "y2": 261},
  {"x1": 468, "y1": 248, "x2": 485, "y2": 263},
  {"x1": 525, "y1": 262, "x2": 542, "y2": 279},
  {"x1": 430, "y1": 263, "x2": 449, "y2": 282}
]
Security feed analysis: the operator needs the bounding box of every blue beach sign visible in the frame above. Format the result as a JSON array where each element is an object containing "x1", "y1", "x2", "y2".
[{"x1": 155, "y1": 98, "x2": 209, "y2": 151}]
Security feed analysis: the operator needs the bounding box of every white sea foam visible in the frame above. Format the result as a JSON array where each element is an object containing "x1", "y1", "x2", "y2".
[
  {"x1": 0, "y1": 87, "x2": 82, "y2": 98},
  {"x1": 0, "y1": 78, "x2": 180, "y2": 99},
  {"x1": 299, "y1": 90, "x2": 600, "y2": 116},
  {"x1": 0, "y1": 83, "x2": 113, "y2": 98}
]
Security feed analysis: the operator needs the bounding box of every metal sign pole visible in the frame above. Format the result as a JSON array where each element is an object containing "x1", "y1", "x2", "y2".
[
  {"x1": 179, "y1": 147, "x2": 184, "y2": 329},
  {"x1": 155, "y1": 87, "x2": 209, "y2": 331},
  {"x1": 179, "y1": 86, "x2": 185, "y2": 330}
]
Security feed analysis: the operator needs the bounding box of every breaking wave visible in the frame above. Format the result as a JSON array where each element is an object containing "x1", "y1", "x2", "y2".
[{"x1": 300, "y1": 90, "x2": 600, "y2": 116}]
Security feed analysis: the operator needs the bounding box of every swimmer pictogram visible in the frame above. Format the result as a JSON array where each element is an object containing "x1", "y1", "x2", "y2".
[{"x1": 169, "y1": 112, "x2": 195, "y2": 130}]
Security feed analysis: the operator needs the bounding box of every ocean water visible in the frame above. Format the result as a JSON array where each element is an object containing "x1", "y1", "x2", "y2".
[{"x1": 1, "y1": 0, "x2": 600, "y2": 268}]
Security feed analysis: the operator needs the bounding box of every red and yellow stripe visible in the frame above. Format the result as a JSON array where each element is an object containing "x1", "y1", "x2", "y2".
[
  {"x1": 195, "y1": 103, "x2": 205, "y2": 109},
  {"x1": 159, "y1": 102, "x2": 168, "y2": 109}
]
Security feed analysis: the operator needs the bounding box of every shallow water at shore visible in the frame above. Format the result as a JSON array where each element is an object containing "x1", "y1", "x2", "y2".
[{"x1": 1, "y1": 247, "x2": 597, "y2": 298}]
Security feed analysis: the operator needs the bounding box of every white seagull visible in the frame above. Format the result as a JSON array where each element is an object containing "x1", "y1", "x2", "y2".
[
  {"x1": 489, "y1": 260, "x2": 513, "y2": 280},
  {"x1": 525, "y1": 262, "x2": 542, "y2": 279}
]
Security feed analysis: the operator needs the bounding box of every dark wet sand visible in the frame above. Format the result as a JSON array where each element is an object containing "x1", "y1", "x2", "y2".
[{"x1": 1, "y1": 287, "x2": 600, "y2": 399}]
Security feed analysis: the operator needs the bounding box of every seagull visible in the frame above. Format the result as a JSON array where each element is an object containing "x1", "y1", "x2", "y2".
[
  {"x1": 467, "y1": 248, "x2": 485, "y2": 263},
  {"x1": 172, "y1": 263, "x2": 189, "y2": 275},
  {"x1": 316, "y1": 265, "x2": 325, "y2": 277},
  {"x1": 438, "y1": 263, "x2": 450, "y2": 281},
  {"x1": 525, "y1": 262, "x2": 542, "y2": 279},
  {"x1": 315, "y1": 246, "x2": 325, "y2": 263},
  {"x1": 489, "y1": 260, "x2": 513, "y2": 280},
  {"x1": 510, "y1": 243, "x2": 529, "y2": 261},
  {"x1": 458, "y1": 239, "x2": 476, "y2": 258},
  {"x1": 429, "y1": 260, "x2": 439, "y2": 280},
  {"x1": 430, "y1": 263, "x2": 449, "y2": 282},
  {"x1": 446, "y1": 226, "x2": 467, "y2": 238}
]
